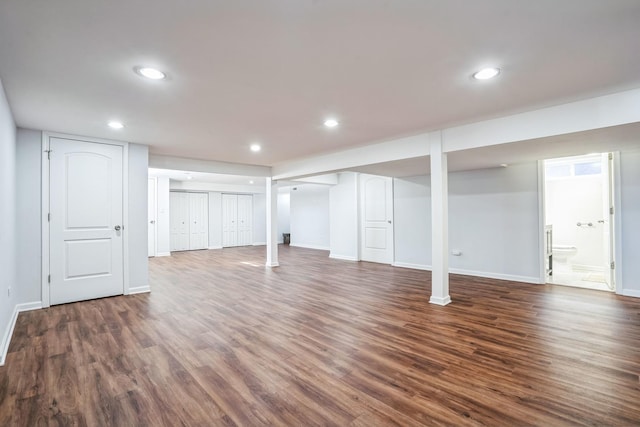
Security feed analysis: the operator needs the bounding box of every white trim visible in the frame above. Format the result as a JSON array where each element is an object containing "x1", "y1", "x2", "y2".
[
  {"x1": 537, "y1": 160, "x2": 547, "y2": 284},
  {"x1": 429, "y1": 295, "x2": 452, "y2": 306},
  {"x1": 1, "y1": 302, "x2": 42, "y2": 366},
  {"x1": 290, "y1": 243, "x2": 330, "y2": 251},
  {"x1": 148, "y1": 176, "x2": 158, "y2": 257},
  {"x1": 265, "y1": 261, "x2": 280, "y2": 267},
  {"x1": 252, "y1": 242, "x2": 266, "y2": 246},
  {"x1": 208, "y1": 246, "x2": 224, "y2": 250},
  {"x1": 128, "y1": 286, "x2": 151, "y2": 295},
  {"x1": 613, "y1": 152, "x2": 623, "y2": 294},
  {"x1": 621, "y1": 289, "x2": 640, "y2": 298},
  {"x1": 156, "y1": 251, "x2": 171, "y2": 257},
  {"x1": 41, "y1": 132, "x2": 130, "y2": 307},
  {"x1": 393, "y1": 262, "x2": 432, "y2": 271},
  {"x1": 449, "y1": 268, "x2": 540, "y2": 284},
  {"x1": 330, "y1": 254, "x2": 359, "y2": 261}
]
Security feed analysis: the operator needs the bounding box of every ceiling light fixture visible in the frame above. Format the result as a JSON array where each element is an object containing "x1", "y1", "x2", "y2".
[
  {"x1": 250, "y1": 144, "x2": 261, "y2": 152},
  {"x1": 249, "y1": 180, "x2": 254, "y2": 184},
  {"x1": 324, "y1": 118, "x2": 339, "y2": 128},
  {"x1": 473, "y1": 67, "x2": 500, "y2": 80},
  {"x1": 108, "y1": 121, "x2": 124, "y2": 129},
  {"x1": 134, "y1": 66, "x2": 166, "y2": 80}
]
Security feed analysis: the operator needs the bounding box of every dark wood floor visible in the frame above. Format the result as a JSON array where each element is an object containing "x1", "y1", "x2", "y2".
[{"x1": 1, "y1": 246, "x2": 639, "y2": 426}]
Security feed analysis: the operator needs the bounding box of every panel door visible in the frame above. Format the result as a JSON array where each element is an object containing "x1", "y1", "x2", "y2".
[
  {"x1": 237, "y1": 195, "x2": 253, "y2": 246},
  {"x1": 49, "y1": 137, "x2": 124, "y2": 305},
  {"x1": 359, "y1": 174, "x2": 394, "y2": 264},
  {"x1": 148, "y1": 178, "x2": 156, "y2": 257},
  {"x1": 170, "y1": 192, "x2": 190, "y2": 251},
  {"x1": 189, "y1": 192, "x2": 209, "y2": 250},
  {"x1": 222, "y1": 194, "x2": 238, "y2": 247}
]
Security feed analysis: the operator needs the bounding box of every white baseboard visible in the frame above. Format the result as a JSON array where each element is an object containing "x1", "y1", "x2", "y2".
[
  {"x1": 252, "y1": 242, "x2": 266, "y2": 246},
  {"x1": 266, "y1": 261, "x2": 280, "y2": 267},
  {"x1": 393, "y1": 262, "x2": 432, "y2": 271},
  {"x1": 622, "y1": 289, "x2": 640, "y2": 298},
  {"x1": 429, "y1": 295, "x2": 452, "y2": 306},
  {"x1": 128, "y1": 286, "x2": 151, "y2": 295},
  {"x1": 1, "y1": 301, "x2": 42, "y2": 366},
  {"x1": 156, "y1": 252, "x2": 171, "y2": 257},
  {"x1": 329, "y1": 254, "x2": 358, "y2": 261},
  {"x1": 290, "y1": 243, "x2": 330, "y2": 251},
  {"x1": 449, "y1": 268, "x2": 540, "y2": 284},
  {"x1": 208, "y1": 246, "x2": 223, "y2": 250}
]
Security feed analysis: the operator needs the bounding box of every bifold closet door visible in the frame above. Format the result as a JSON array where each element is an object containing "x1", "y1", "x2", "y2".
[
  {"x1": 222, "y1": 194, "x2": 238, "y2": 247},
  {"x1": 237, "y1": 195, "x2": 253, "y2": 246},
  {"x1": 189, "y1": 193, "x2": 209, "y2": 250},
  {"x1": 170, "y1": 192, "x2": 190, "y2": 251}
]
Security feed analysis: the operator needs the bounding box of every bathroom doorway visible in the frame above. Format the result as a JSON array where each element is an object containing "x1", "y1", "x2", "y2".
[{"x1": 542, "y1": 153, "x2": 615, "y2": 291}]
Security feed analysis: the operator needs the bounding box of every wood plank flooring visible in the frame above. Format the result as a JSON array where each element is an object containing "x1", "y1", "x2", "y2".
[{"x1": 1, "y1": 245, "x2": 640, "y2": 426}]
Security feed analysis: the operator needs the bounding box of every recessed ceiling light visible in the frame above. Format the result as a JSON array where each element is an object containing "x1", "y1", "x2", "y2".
[
  {"x1": 108, "y1": 121, "x2": 124, "y2": 129},
  {"x1": 134, "y1": 66, "x2": 166, "y2": 80},
  {"x1": 473, "y1": 67, "x2": 500, "y2": 80},
  {"x1": 249, "y1": 180, "x2": 254, "y2": 184},
  {"x1": 324, "y1": 118, "x2": 339, "y2": 128},
  {"x1": 250, "y1": 144, "x2": 261, "y2": 152}
]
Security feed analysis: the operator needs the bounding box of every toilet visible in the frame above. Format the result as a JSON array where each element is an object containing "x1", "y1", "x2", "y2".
[{"x1": 552, "y1": 245, "x2": 578, "y2": 263}]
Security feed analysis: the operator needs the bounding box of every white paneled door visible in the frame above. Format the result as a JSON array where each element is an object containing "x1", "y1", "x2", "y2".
[
  {"x1": 49, "y1": 138, "x2": 124, "y2": 305},
  {"x1": 189, "y1": 192, "x2": 209, "y2": 250},
  {"x1": 222, "y1": 194, "x2": 253, "y2": 247},
  {"x1": 148, "y1": 177, "x2": 156, "y2": 257},
  {"x1": 360, "y1": 174, "x2": 394, "y2": 264},
  {"x1": 170, "y1": 192, "x2": 189, "y2": 251}
]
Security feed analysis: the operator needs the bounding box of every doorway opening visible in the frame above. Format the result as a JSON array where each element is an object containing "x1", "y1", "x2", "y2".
[{"x1": 543, "y1": 153, "x2": 615, "y2": 291}]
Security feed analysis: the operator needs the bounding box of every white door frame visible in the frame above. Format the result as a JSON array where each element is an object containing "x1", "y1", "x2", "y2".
[
  {"x1": 537, "y1": 153, "x2": 623, "y2": 294},
  {"x1": 41, "y1": 132, "x2": 130, "y2": 308},
  {"x1": 148, "y1": 176, "x2": 157, "y2": 257}
]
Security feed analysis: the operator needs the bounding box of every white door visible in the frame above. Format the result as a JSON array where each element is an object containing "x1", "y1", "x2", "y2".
[
  {"x1": 360, "y1": 174, "x2": 394, "y2": 264},
  {"x1": 170, "y1": 192, "x2": 190, "y2": 251},
  {"x1": 603, "y1": 153, "x2": 615, "y2": 290},
  {"x1": 49, "y1": 138, "x2": 124, "y2": 305},
  {"x1": 189, "y1": 193, "x2": 209, "y2": 250},
  {"x1": 237, "y1": 195, "x2": 253, "y2": 246},
  {"x1": 148, "y1": 177, "x2": 156, "y2": 257},
  {"x1": 222, "y1": 194, "x2": 238, "y2": 247}
]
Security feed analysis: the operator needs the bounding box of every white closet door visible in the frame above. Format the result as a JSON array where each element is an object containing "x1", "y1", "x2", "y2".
[
  {"x1": 360, "y1": 174, "x2": 394, "y2": 264},
  {"x1": 237, "y1": 195, "x2": 253, "y2": 246},
  {"x1": 170, "y1": 192, "x2": 190, "y2": 251},
  {"x1": 189, "y1": 192, "x2": 209, "y2": 250},
  {"x1": 222, "y1": 194, "x2": 238, "y2": 247}
]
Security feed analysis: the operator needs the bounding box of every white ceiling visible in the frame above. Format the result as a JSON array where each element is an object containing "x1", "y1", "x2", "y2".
[{"x1": 1, "y1": 0, "x2": 640, "y2": 169}]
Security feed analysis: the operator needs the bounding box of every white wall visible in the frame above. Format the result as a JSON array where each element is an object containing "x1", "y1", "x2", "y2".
[
  {"x1": 208, "y1": 192, "x2": 223, "y2": 248},
  {"x1": 156, "y1": 176, "x2": 171, "y2": 255},
  {"x1": 128, "y1": 144, "x2": 150, "y2": 292},
  {"x1": 16, "y1": 129, "x2": 42, "y2": 304},
  {"x1": 0, "y1": 79, "x2": 17, "y2": 365},
  {"x1": 253, "y1": 193, "x2": 266, "y2": 245},
  {"x1": 290, "y1": 184, "x2": 330, "y2": 250},
  {"x1": 620, "y1": 148, "x2": 640, "y2": 297},
  {"x1": 392, "y1": 163, "x2": 540, "y2": 282},
  {"x1": 393, "y1": 175, "x2": 431, "y2": 269},
  {"x1": 277, "y1": 191, "x2": 290, "y2": 244},
  {"x1": 170, "y1": 180, "x2": 264, "y2": 194},
  {"x1": 329, "y1": 172, "x2": 358, "y2": 260}
]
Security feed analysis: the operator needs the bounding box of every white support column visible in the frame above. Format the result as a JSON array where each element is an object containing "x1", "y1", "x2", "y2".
[
  {"x1": 430, "y1": 132, "x2": 451, "y2": 306},
  {"x1": 265, "y1": 177, "x2": 279, "y2": 267}
]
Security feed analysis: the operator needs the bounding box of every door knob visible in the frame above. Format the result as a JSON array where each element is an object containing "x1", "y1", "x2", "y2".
[
  {"x1": 150, "y1": 220, "x2": 155, "y2": 224},
  {"x1": 114, "y1": 225, "x2": 121, "y2": 231},
  {"x1": 387, "y1": 220, "x2": 392, "y2": 224}
]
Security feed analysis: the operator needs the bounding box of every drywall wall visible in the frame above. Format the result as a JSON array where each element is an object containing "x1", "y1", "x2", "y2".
[
  {"x1": 290, "y1": 184, "x2": 330, "y2": 250},
  {"x1": 15, "y1": 128, "x2": 42, "y2": 304},
  {"x1": 620, "y1": 148, "x2": 640, "y2": 296},
  {"x1": 0, "y1": 79, "x2": 17, "y2": 365},
  {"x1": 448, "y1": 163, "x2": 540, "y2": 282},
  {"x1": 393, "y1": 175, "x2": 431, "y2": 269},
  {"x1": 170, "y1": 180, "x2": 264, "y2": 194},
  {"x1": 278, "y1": 191, "x2": 290, "y2": 244},
  {"x1": 156, "y1": 176, "x2": 171, "y2": 255},
  {"x1": 329, "y1": 172, "x2": 358, "y2": 260},
  {"x1": 208, "y1": 192, "x2": 223, "y2": 248},
  {"x1": 253, "y1": 193, "x2": 266, "y2": 245},
  {"x1": 128, "y1": 143, "x2": 150, "y2": 292}
]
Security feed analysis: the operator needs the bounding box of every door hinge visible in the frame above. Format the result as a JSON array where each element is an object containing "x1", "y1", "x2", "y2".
[
  {"x1": 47, "y1": 213, "x2": 50, "y2": 222},
  {"x1": 48, "y1": 274, "x2": 51, "y2": 284},
  {"x1": 610, "y1": 206, "x2": 614, "y2": 215},
  {"x1": 44, "y1": 149, "x2": 51, "y2": 160},
  {"x1": 608, "y1": 152, "x2": 613, "y2": 160},
  {"x1": 611, "y1": 261, "x2": 615, "y2": 270}
]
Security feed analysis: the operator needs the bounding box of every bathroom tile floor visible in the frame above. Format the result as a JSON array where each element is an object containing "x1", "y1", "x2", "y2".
[{"x1": 548, "y1": 264, "x2": 613, "y2": 292}]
